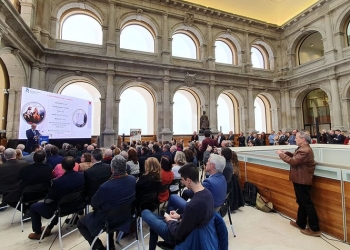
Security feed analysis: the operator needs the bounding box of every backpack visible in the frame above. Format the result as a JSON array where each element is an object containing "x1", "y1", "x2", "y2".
[{"x1": 243, "y1": 182, "x2": 258, "y2": 206}]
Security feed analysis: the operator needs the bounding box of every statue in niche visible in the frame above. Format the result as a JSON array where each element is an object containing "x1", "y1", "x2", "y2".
[{"x1": 200, "y1": 111, "x2": 209, "y2": 129}]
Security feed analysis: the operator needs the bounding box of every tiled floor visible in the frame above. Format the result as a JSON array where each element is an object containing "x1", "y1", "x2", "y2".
[{"x1": 1, "y1": 203, "x2": 350, "y2": 250}]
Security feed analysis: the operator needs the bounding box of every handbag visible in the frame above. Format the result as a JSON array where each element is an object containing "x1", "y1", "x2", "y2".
[{"x1": 256, "y1": 192, "x2": 273, "y2": 213}]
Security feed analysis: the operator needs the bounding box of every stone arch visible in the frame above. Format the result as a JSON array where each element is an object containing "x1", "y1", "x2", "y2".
[
  {"x1": 334, "y1": 6, "x2": 350, "y2": 48},
  {"x1": 288, "y1": 27, "x2": 326, "y2": 55},
  {"x1": 255, "y1": 91, "x2": 279, "y2": 132},
  {"x1": 214, "y1": 31, "x2": 243, "y2": 65},
  {"x1": 250, "y1": 39, "x2": 276, "y2": 70},
  {"x1": 170, "y1": 23, "x2": 205, "y2": 46},
  {"x1": 116, "y1": 79, "x2": 159, "y2": 104},
  {"x1": 342, "y1": 80, "x2": 350, "y2": 100},
  {"x1": 292, "y1": 85, "x2": 331, "y2": 108},
  {"x1": 118, "y1": 12, "x2": 160, "y2": 37},
  {"x1": 53, "y1": 1, "x2": 105, "y2": 39},
  {"x1": 171, "y1": 84, "x2": 206, "y2": 111},
  {"x1": 48, "y1": 74, "x2": 105, "y2": 98}
]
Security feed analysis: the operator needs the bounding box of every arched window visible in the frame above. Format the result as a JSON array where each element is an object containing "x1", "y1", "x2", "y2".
[
  {"x1": 173, "y1": 90, "x2": 197, "y2": 134},
  {"x1": 215, "y1": 40, "x2": 234, "y2": 64},
  {"x1": 251, "y1": 46, "x2": 266, "y2": 69},
  {"x1": 172, "y1": 33, "x2": 198, "y2": 59},
  {"x1": 61, "y1": 14, "x2": 102, "y2": 45},
  {"x1": 0, "y1": 59, "x2": 9, "y2": 131},
  {"x1": 120, "y1": 24, "x2": 155, "y2": 53},
  {"x1": 60, "y1": 82, "x2": 101, "y2": 135},
  {"x1": 119, "y1": 87, "x2": 154, "y2": 135},
  {"x1": 347, "y1": 21, "x2": 350, "y2": 46},
  {"x1": 298, "y1": 32, "x2": 324, "y2": 65},
  {"x1": 254, "y1": 97, "x2": 266, "y2": 133},
  {"x1": 217, "y1": 94, "x2": 235, "y2": 133},
  {"x1": 302, "y1": 89, "x2": 330, "y2": 134}
]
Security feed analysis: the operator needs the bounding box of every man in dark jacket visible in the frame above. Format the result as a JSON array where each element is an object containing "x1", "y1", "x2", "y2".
[
  {"x1": 0, "y1": 148, "x2": 28, "y2": 208},
  {"x1": 277, "y1": 131, "x2": 321, "y2": 237},
  {"x1": 28, "y1": 156, "x2": 85, "y2": 240},
  {"x1": 78, "y1": 154, "x2": 136, "y2": 250}
]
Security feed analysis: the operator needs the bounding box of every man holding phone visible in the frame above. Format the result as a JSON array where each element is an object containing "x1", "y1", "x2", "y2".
[{"x1": 141, "y1": 164, "x2": 214, "y2": 249}]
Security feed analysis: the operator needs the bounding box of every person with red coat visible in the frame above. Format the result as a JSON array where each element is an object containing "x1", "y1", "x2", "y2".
[{"x1": 158, "y1": 155, "x2": 174, "y2": 203}]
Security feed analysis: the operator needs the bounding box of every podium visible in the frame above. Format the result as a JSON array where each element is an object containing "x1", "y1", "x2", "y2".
[{"x1": 39, "y1": 135, "x2": 49, "y2": 145}]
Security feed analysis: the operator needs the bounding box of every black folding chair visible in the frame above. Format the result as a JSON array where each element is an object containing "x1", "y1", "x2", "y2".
[
  {"x1": 39, "y1": 188, "x2": 86, "y2": 249},
  {"x1": 214, "y1": 192, "x2": 236, "y2": 237},
  {"x1": 91, "y1": 201, "x2": 140, "y2": 250},
  {"x1": 85, "y1": 176, "x2": 110, "y2": 214},
  {"x1": 11, "y1": 183, "x2": 49, "y2": 232}
]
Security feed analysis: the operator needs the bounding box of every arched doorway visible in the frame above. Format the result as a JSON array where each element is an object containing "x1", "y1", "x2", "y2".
[{"x1": 60, "y1": 82, "x2": 101, "y2": 135}]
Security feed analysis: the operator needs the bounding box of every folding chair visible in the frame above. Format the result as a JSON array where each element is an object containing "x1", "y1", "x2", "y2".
[
  {"x1": 215, "y1": 192, "x2": 236, "y2": 237},
  {"x1": 39, "y1": 188, "x2": 85, "y2": 249},
  {"x1": 11, "y1": 183, "x2": 49, "y2": 232},
  {"x1": 85, "y1": 176, "x2": 110, "y2": 214},
  {"x1": 91, "y1": 201, "x2": 140, "y2": 250}
]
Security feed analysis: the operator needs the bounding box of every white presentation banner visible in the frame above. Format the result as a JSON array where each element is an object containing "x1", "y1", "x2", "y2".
[
  {"x1": 130, "y1": 129, "x2": 142, "y2": 142},
  {"x1": 19, "y1": 87, "x2": 92, "y2": 139}
]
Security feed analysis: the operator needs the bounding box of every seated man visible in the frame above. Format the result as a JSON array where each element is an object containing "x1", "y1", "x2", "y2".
[
  {"x1": 28, "y1": 156, "x2": 85, "y2": 240},
  {"x1": 142, "y1": 164, "x2": 214, "y2": 250},
  {"x1": 167, "y1": 154, "x2": 227, "y2": 213},
  {"x1": 78, "y1": 154, "x2": 136, "y2": 250}
]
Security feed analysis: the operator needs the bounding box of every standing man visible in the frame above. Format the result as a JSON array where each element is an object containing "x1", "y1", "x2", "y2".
[
  {"x1": 276, "y1": 131, "x2": 321, "y2": 237},
  {"x1": 288, "y1": 130, "x2": 298, "y2": 145},
  {"x1": 268, "y1": 131, "x2": 276, "y2": 145},
  {"x1": 227, "y1": 131, "x2": 235, "y2": 146},
  {"x1": 26, "y1": 123, "x2": 41, "y2": 152}
]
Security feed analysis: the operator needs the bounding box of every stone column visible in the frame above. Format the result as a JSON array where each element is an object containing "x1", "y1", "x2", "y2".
[
  {"x1": 30, "y1": 63, "x2": 40, "y2": 89},
  {"x1": 209, "y1": 75, "x2": 218, "y2": 133},
  {"x1": 324, "y1": 13, "x2": 337, "y2": 62},
  {"x1": 20, "y1": 0, "x2": 35, "y2": 28},
  {"x1": 41, "y1": 0, "x2": 50, "y2": 47},
  {"x1": 39, "y1": 67, "x2": 46, "y2": 90},
  {"x1": 284, "y1": 89, "x2": 291, "y2": 130},
  {"x1": 161, "y1": 13, "x2": 170, "y2": 64},
  {"x1": 160, "y1": 70, "x2": 173, "y2": 141},
  {"x1": 329, "y1": 76, "x2": 343, "y2": 129},
  {"x1": 33, "y1": 0, "x2": 43, "y2": 40},
  {"x1": 270, "y1": 108, "x2": 278, "y2": 132},
  {"x1": 114, "y1": 98, "x2": 120, "y2": 138},
  {"x1": 207, "y1": 23, "x2": 215, "y2": 69},
  {"x1": 244, "y1": 33, "x2": 252, "y2": 73},
  {"x1": 6, "y1": 89, "x2": 17, "y2": 139},
  {"x1": 280, "y1": 89, "x2": 286, "y2": 130},
  {"x1": 102, "y1": 68, "x2": 116, "y2": 146},
  {"x1": 106, "y1": 1, "x2": 116, "y2": 56},
  {"x1": 247, "y1": 86, "x2": 255, "y2": 132}
]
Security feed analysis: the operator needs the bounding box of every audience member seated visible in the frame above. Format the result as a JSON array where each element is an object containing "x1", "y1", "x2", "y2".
[
  {"x1": 184, "y1": 148, "x2": 197, "y2": 166},
  {"x1": 0, "y1": 145, "x2": 6, "y2": 163},
  {"x1": 15, "y1": 149, "x2": 23, "y2": 160},
  {"x1": 158, "y1": 156, "x2": 174, "y2": 203},
  {"x1": 22, "y1": 144, "x2": 41, "y2": 164},
  {"x1": 142, "y1": 164, "x2": 214, "y2": 250},
  {"x1": 5, "y1": 150, "x2": 52, "y2": 213},
  {"x1": 162, "y1": 144, "x2": 172, "y2": 159},
  {"x1": 126, "y1": 148, "x2": 140, "y2": 177},
  {"x1": 170, "y1": 145, "x2": 177, "y2": 164},
  {"x1": 28, "y1": 156, "x2": 85, "y2": 240},
  {"x1": 138, "y1": 146, "x2": 150, "y2": 175},
  {"x1": 102, "y1": 149, "x2": 113, "y2": 165},
  {"x1": 113, "y1": 147, "x2": 121, "y2": 156},
  {"x1": 152, "y1": 144, "x2": 162, "y2": 162},
  {"x1": 78, "y1": 155, "x2": 136, "y2": 250},
  {"x1": 199, "y1": 130, "x2": 218, "y2": 153},
  {"x1": 52, "y1": 150, "x2": 79, "y2": 178},
  {"x1": 0, "y1": 148, "x2": 28, "y2": 208},
  {"x1": 84, "y1": 149, "x2": 112, "y2": 200},
  {"x1": 220, "y1": 147, "x2": 234, "y2": 187},
  {"x1": 46, "y1": 146, "x2": 63, "y2": 170},
  {"x1": 229, "y1": 151, "x2": 244, "y2": 211},
  {"x1": 79, "y1": 153, "x2": 93, "y2": 172},
  {"x1": 169, "y1": 151, "x2": 186, "y2": 194},
  {"x1": 167, "y1": 154, "x2": 226, "y2": 214},
  {"x1": 135, "y1": 157, "x2": 162, "y2": 206},
  {"x1": 16, "y1": 144, "x2": 29, "y2": 156}
]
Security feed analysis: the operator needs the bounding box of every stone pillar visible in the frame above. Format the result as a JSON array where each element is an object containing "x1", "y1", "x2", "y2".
[
  {"x1": 280, "y1": 89, "x2": 286, "y2": 130},
  {"x1": 284, "y1": 89, "x2": 291, "y2": 130},
  {"x1": 6, "y1": 89, "x2": 17, "y2": 139},
  {"x1": 161, "y1": 13, "x2": 170, "y2": 64},
  {"x1": 106, "y1": 1, "x2": 116, "y2": 56},
  {"x1": 40, "y1": 0, "x2": 50, "y2": 47},
  {"x1": 207, "y1": 24, "x2": 215, "y2": 69},
  {"x1": 39, "y1": 67, "x2": 46, "y2": 90},
  {"x1": 324, "y1": 13, "x2": 337, "y2": 62},
  {"x1": 160, "y1": 70, "x2": 173, "y2": 141},
  {"x1": 270, "y1": 108, "x2": 278, "y2": 132},
  {"x1": 30, "y1": 63, "x2": 40, "y2": 89},
  {"x1": 102, "y1": 68, "x2": 116, "y2": 147},
  {"x1": 329, "y1": 76, "x2": 343, "y2": 129},
  {"x1": 247, "y1": 86, "x2": 255, "y2": 132},
  {"x1": 209, "y1": 75, "x2": 218, "y2": 133},
  {"x1": 244, "y1": 33, "x2": 252, "y2": 73},
  {"x1": 33, "y1": 0, "x2": 43, "y2": 40},
  {"x1": 20, "y1": 0, "x2": 35, "y2": 28}
]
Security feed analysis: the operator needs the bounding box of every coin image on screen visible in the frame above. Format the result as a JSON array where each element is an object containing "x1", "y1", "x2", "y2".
[
  {"x1": 21, "y1": 102, "x2": 45, "y2": 124},
  {"x1": 73, "y1": 109, "x2": 87, "y2": 128}
]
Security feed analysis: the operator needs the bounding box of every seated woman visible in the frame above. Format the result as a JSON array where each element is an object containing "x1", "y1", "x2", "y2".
[
  {"x1": 126, "y1": 148, "x2": 140, "y2": 177},
  {"x1": 169, "y1": 151, "x2": 186, "y2": 194},
  {"x1": 158, "y1": 156, "x2": 174, "y2": 203},
  {"x1": 79, "y1": 153, "x2": 93, "y2": 172},
  {"x1": 136, "y1": 157, "x2": 162, "y2": 207},
  {"x1": 52, "y1": 150, "x2": 79, "y2": 178}
]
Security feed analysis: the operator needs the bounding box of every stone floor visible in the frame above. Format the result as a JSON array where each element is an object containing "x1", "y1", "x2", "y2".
[{"x1": 1, "y1": 202, "x2": 350, "y2": 250}]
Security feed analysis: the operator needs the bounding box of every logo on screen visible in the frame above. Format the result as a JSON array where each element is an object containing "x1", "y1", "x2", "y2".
[
  {"x1": 21, "y1": 102, "x2": 45, "y2": 124},
  {"x1": 73, "y1": 109, "x2": 87, "y2": 128}
]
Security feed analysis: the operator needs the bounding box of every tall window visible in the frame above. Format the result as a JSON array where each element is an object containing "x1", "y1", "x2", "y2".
[
  {"x1": 347, "y1": 21, "x2": 350, "y2": 46},
  {"x1": 254, "y1": 97, "x2": 266, "y2": 133},
  {"x1": 251, "y1": 47, "x2": 265, "y2": 69},
  {"x1": 298, "y1": 32, "x2": 324, "y2": 65},
  {"x1": 173, "y1": 90, "x2": 197, "y2": 134},
  {"x1": 217, "y1": 94, "x2": 235, "y2": 133},
  {"x1": 215, "y1": 40, "x2": 233, "y2": 64},
  {"x1": 120, "y1": 24, "x2": 155, "y2": 53},
  {"x1": 172, "y1": 33, "x2": 197, "y2": 59},
  {"x1": 0, "y1": 59, "x2": 8, "y2": 130},
  {"x1": 60, "y1": 82, "x2": 101, "y2": 135},
  {"x1": 119, "y1": 87, "x2": 154, "y2": 135},
  {"x1": 61, "y1": 14, "x2": 102, "y2": 45}
]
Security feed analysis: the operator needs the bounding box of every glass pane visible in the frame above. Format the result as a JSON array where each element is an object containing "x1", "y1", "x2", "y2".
[
  {"x1": 173, "y1": 90, "x2": 197, "y2": 134},
  {"x1": 217, "y1": 94, "x2": 235, "y2": 133},
  {"x1": 299, "y1": 32, "x2": 324, "y2": 65},
  {"x1": 120, "y1": 25, "x2": 155, "y2": 53},
  {"x1": 62, "y1": 14, "x2": 102, "y2": 45},
  {"x1": 251, "y1": 47, "x2": 265, "y2": 69},
  {"x1": 215, "y1": 41, "x2": 233, "y2": 64},
  {"x1": 172, "y1": 34, "x2": 197, "y2": 59}
]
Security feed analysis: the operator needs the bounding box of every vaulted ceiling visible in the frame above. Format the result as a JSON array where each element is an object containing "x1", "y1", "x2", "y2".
[{"x1": 182, "y1": 0, "x2": 319, "y2": 25}]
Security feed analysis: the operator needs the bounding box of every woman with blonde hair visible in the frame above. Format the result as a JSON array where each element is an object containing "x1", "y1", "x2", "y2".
[
  {"x1": 79, "y1": 153, "x2": 93, "y2": 172},
  {"x1": 15, "y1": 149, "x2": 23, "y2": 160},
  {"x1": 136, "y1": 157, "x2": 162, "y2": 204},
  {"x1": 113, "y1": 147, "x2": 121, "y2": 156},
  {"x1": 170, "y1": 151, "x2": 186, "y2": 194}
]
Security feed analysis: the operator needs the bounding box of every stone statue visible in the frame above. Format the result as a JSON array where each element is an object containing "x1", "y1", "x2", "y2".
[{"x1": 200, "y1": 111, "x2": 209, "y2": 129}]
